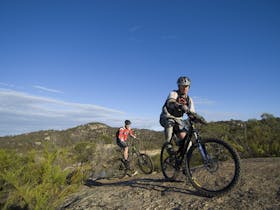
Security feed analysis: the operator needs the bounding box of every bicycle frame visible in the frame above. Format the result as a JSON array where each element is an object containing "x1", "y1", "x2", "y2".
[
  {"x1": 128, "y1": 140, "x2": 141, "y2": 159},
  {"x1": 175, "y1": 119, "x2": 209, "y2": 167}
]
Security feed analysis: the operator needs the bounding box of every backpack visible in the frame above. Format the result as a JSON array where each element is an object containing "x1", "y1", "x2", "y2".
[{"x1": 115, "y1": 129, "x2": 120, "y2": 139}]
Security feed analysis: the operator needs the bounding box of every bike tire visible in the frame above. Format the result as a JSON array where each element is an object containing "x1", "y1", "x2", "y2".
[
  {"x1": 137, "y1": 154, "x2": 154, "y2": 174},
  {"x1": 111, "y1": 158, "x2": 127, "y2": 179},
  {"x1": 160, "y1": 142, "x2": 179, "y2": 181},
  {"x1": 185, "y1": 138, "x2": 241, "y2": 197}
]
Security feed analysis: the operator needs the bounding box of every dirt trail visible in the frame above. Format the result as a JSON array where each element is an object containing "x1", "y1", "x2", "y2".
[
  {"x1": 60, "y1": 158, "x2": 280, "y2": 210},
  {"x1": 140, "y1": 149, "x2": 161, "y2": 157}
]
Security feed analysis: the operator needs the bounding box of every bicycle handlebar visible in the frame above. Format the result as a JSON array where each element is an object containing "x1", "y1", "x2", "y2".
[{"x1": 187, "y1": 112, "x2": 207, "y2": 125}]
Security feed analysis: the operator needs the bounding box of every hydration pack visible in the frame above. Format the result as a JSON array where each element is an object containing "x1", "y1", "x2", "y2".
[{"x1": 115, "y1": 129, "x2": 120, "y2": 139}]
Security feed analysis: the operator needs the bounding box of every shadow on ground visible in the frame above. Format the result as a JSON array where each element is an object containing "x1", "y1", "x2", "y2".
[{"x1": 85, "y1": 177, "x2": 204, "y2": 197}]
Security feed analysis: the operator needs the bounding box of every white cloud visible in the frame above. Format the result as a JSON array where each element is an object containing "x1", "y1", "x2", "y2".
[
  {"x1": 0, "y1": 89, "x2": 127, "y2": 136},
  {"x1": 197, "y1": 109, "x2": 261, "y2": 122},
  {"x1": 0, "y1": 89, "x2": 159, "y2": 136},
  {"x1": 0, "y1": 82, "x2": 14, "y2": 88},
  {"x1": 192, "y1": 96, "x2": 216, "y2": 105},
  {"x1": 126, "y1": 117, "x2": 163, "y2": 131},
  {"x1": 33, "y1": 85, "x2": 64, "y2": 94}
]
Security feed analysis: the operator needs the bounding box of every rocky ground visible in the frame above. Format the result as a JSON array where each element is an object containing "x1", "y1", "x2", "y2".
[{"x1": 59, "y1": 158, "x2": 280, "y2": 210}]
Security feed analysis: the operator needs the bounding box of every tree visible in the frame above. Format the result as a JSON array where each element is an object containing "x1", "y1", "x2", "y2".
[{"x1": 261, "y1": 113, "x2": 275, "y2": 120}]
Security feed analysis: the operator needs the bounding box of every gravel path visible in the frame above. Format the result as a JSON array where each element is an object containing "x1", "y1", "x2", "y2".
[{"x1": 60, "y1": 158, "x2": 280, "y2": 210}]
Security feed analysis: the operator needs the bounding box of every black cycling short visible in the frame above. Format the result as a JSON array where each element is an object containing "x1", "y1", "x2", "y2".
[{"x1": 116, "y1": 138, "x2": 128, "y2": 148}]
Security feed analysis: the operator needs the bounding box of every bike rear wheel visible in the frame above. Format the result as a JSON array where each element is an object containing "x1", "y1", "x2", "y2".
[
  {"x1": 160, "y1": 142, "x2": 179, "y2": 181},
  {"x1": 186, "y1": 138, "x2": 241, "y2": 197},
  {"x1": 137, "y1": 154, "x2": 154, "y2": 174}
]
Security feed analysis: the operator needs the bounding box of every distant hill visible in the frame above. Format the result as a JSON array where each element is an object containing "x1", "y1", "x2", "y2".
[
  {"x1": 1, "y1": 114, "x2": 280, "y2": 158},
  {"x1": 0, "y1": 122, "x2": 164, "y2": 152},
  {"x1": 199, "y1": 115, "x2": 280, "y2": 158}
]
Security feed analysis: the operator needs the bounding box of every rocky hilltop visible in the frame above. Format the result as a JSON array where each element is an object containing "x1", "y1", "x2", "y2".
[{"x1": 0, "y1": 122, "x2": 164, "y2": 151}]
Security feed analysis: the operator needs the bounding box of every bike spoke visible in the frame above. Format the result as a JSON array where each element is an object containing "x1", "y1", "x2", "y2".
[
  {"x1": 138, "y1": 154, "x2": 154, "y2": 174},
  {"x1": 187, "y1": 139, "x2": 240, "y2": 193},
  {"x1": 160, "y1": 143, "x2": 180, "y2": 180},
  {"x1": 110, "y1": 159, "x2": 127, "y2": 179}
]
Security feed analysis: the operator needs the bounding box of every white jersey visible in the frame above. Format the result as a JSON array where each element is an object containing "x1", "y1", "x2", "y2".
[
  {"x1": 161, "y1": 90, "x2": 195, "y2": 119},
  {"x1": 167, "y1": 91, "x2": 195, "y2": 112}
]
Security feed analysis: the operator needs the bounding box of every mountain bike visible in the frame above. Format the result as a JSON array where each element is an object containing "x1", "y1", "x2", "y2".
[
  {"x1": 160, "y1": 112, "x2": 241, "y2": 197},
  {"x1": 112, "y1": 139, "x2": 154, "y2": 179}
]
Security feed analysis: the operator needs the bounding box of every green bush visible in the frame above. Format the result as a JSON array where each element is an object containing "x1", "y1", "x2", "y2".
[
  {"x1": 0, "y1": 146, "x2": 80, "y2": 210},
  {"x1": 100, "y1": 135, "x2": 113, "y2": 144},
  {"x1": 150, "y1": 154, "x2": 161, "y2": 172},
  {"x1": 72, "y1": 142, "x2": 96, "y2": 163}
]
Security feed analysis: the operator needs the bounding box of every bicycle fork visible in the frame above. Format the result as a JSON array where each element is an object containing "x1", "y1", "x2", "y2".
[{"x1": 194, "y1": 132, "x2": 210, "y2": 163}]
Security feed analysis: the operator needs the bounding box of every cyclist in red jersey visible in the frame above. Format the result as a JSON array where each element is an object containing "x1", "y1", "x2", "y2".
[{"x1": 116, "y1": 120, "x2": 137, "y2": 168}]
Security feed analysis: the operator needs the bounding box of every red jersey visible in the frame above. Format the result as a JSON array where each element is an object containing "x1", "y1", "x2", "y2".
[{"x1": 118, "y1": 127, "x2": 134, "y2": 141}]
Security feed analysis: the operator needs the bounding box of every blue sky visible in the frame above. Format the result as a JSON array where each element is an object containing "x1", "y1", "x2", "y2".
[{"x1": 1, "y1": 0, "x2": 280, "y2": 136}]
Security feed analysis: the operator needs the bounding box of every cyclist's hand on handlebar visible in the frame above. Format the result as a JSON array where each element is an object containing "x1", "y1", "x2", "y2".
[
  {"x1": 178, "y1": 104, "x2": 189, "y2": 114},
  {"x1": 188, "y1": 112, "x2": 207, "y2": 124},
  {"x1": 178, "y1": 97, "x2": 187, "y2": 105},
  {"x1": 188, "y1": 111, "x2": 195, "y2": 118}
]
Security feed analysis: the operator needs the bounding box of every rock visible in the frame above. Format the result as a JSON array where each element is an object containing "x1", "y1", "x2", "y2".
[{"x1": 44, "y1": 136, "x2": 51, "y2": 141}]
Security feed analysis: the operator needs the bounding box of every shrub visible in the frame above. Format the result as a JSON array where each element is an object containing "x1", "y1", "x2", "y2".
[
  {"x1": 0, "y1": 146, "x2": 80, "y2": 210},
  {"x1": 72, "y1": 142, "x2": 96, "y2": 163},
  {"x1": 150, "y1": 154, "x2": 161, "y2": 172}
]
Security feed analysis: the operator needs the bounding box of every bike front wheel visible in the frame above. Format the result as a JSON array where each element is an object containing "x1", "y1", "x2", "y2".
[
  {"x1": 186, "y1": 138, "x2": 241, "y2": 197},
  {"x1": 111, "y1": 158, "x2": 127, "y2": 179},
  {"x1": 137, "y1": 154, "x2": 154, "y2": 174}
]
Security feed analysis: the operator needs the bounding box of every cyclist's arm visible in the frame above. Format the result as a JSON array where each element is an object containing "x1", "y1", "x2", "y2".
[
  {"x1": 167, "y1": 98, "x2": 189, "y2": 113},
  {"x1": 189, "y1": 97, "x2": 195, "y2": 113},
  {"x1": 129, "y1": 129, "x2": 137, "y2": 139},
  {"x1": 166, "y1": 91, "x2": 181, "y2": 109}
]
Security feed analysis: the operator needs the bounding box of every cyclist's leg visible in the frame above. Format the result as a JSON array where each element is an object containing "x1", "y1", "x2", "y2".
[
  {"x1": 176, "y1": 131, "x2": 192, "y2": 152},
  {"x1": 160, "y1": 117, "x2": 174, "y2": 143},
  {"x1": 117, "y1": 139, "x2": 130, "y2": 169},
  {"x1": 161, "y1": 117, "x2": 177, "y2": 155},
  {"x1": 124, "y1": 146, "x2": 128, "y2": 160},
  {"x1": 174, "y1": 119, "x2": 191, "y2": 174},
  {"x1": 174, "y1": 119, "x2": 189, "y2": 145},
  {"x1": 117, "y1": 139, "x2": 127, "y2": 158}
]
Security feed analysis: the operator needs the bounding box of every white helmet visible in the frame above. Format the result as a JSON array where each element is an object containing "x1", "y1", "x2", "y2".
[{"x1": 177, "y1": 76, "x2": 191, "y2": 86}]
